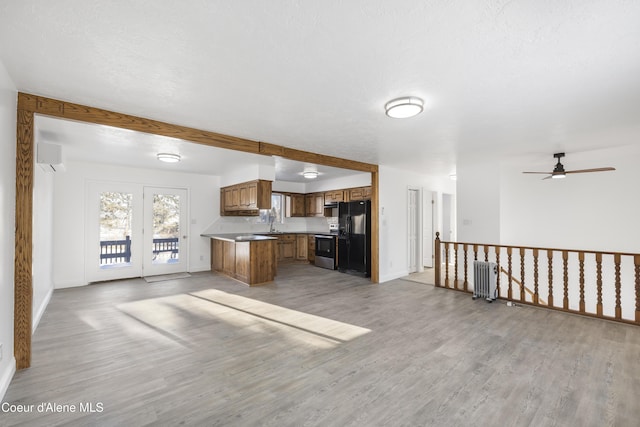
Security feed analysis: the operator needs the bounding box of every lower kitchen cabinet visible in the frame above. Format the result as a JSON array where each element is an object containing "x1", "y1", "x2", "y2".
[
  {"x1": 222, "y1": 240, "x2": 236, "y2": 276},
  {"x1": 209, "y1": 237, "x2": 277, "y2": 286},
  {"x1": 296, "y1": 234, "x2": 308, "y2": 260},
  {"x1": 211, "y1": 239, "x2": 224, "y2": 271},
  {"x1": 277, "y1": 234, "x2": 297, "y2": 262},
  {"x1": 307, "y1": 235, "x2": 315, "y2": 263}
]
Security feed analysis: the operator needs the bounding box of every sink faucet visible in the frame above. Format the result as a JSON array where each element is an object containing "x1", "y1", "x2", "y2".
[{"x1": 268, "y1": 207, "x2": 277, "y2": 232}]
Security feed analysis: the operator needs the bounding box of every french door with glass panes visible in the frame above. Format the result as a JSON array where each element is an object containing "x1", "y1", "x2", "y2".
[
  {"x1": 142, "y1": 187, "x2": 188, "y2": 277},
  {"x1": 86, "y1": 183, "x2": 188, "y2": 282},
  {"x1": 86, "y1": 182, "x2": 143, "y2": 282}
]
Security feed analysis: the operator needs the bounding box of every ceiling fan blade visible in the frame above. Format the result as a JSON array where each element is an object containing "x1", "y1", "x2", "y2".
[
  {"x1": 565, "y1": 167, "x2": 616, "y2": 174},
  {"x1": 522, "y1": 171, "x2": 552, "y2": 174},
  {"x1": 542, "y1": 175, "x2": 553, "y2": 180}
]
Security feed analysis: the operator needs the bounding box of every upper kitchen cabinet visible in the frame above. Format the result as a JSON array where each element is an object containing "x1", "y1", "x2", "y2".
[
  {"x1": 221, "y1": 179, "x2": 272, "y2": 216},
  {"x1": 324, "y1": 190, "x2": 345, "y2": 204},
  {"x1": 285, "y1": 193, "x2": 306, "y2": 217},
  {"x1": 224, "y1": 186, "x2": 239, "y2": 211},
  {"x1": 346, "y1": 186, "x2": 372, "y2": 202},
  {"x1": 305, "y1": 192, "x2": 325, "y2": 217}
]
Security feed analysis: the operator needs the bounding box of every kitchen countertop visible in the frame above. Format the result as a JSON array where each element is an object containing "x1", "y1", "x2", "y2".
[
  {"x1": 255, "y1": 231, "x2": 333, "y2": 235},
  {"x1": 202, "y1": 231, "x2": 335, "y2": 241},
  {"x1": 201, "y1": 233, "x2": 278, "y2": 242}
]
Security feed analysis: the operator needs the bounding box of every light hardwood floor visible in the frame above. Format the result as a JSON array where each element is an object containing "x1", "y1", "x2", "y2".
[{"x1": 2, "y1": 264, "x2": 640, "y2": 426}]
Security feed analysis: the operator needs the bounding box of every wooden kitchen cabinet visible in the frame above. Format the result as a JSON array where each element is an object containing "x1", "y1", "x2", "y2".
[
  {"x1": 224, "y1": 187, "x2": 239, "y2": 210},
  {"x1": 362, "y1": 186, "x2": 372, "y2": 200},
  {"x1": 307, "y1": 235, "x2": 315, "y2": 263},
  {"x1": 324, "y1": 190, "x2": 345, "y2": 204},
  {"x1": 346, "y1": 186, "x2": 372, "y2": 202},
  {"x1": 220, "y1": 179, "x2": 272, "y2": 216},
  {"x1": 296, "y1": 234, "x2": 308, "y2": 260},
  {"x1": 285, "y1": 193, "x2": 306, "y2": 217},
  {"x1": 222, "y1": 240, "x2": 236, "y2": 276},
  {"x1": 305, "y1": 193, "x2": 325, "y2": 217},
  {"x1": 277, "y1": 234, "x2": 297, "y2": 262},
  {"x1": 210, "y1": 237, "x2": 277, "y2": 286},
  {"x1": 238, "y1": 180, "x2": 267, "y2": 209},
  {"x1": 211, "y1": 238, "x2": 224, "y2": 271}
]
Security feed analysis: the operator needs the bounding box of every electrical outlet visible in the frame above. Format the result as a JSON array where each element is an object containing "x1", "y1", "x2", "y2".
[
  {"x1": 0, "y1": 343, "x2": 3, "y2": 361},
  {"x1": 200, "y1": 255, "x2": 204, "y2": 261}
]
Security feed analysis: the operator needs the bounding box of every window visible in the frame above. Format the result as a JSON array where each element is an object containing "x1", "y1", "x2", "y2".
[
  {"x1": 260, "y1": 193, "x2": 285, "y2": 224},
  {"x1": 271, "y1": 193, "x2": 284, "y2": 223}
]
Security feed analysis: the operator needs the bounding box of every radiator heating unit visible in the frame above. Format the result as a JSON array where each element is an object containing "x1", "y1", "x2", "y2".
[{"x1": 473, "y1": 261, "x2": 498, "y2": 302}]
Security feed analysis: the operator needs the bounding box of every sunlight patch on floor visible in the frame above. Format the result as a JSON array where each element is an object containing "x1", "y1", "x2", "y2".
[
  {"x1": 116, "y1": 290, "x2": 370, "y2": 350},
  {"x1": 191, "y1": 289, "x2": 371, "y2": 342}
]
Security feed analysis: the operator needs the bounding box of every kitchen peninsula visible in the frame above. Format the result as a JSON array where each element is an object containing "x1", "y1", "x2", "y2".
[{"x1": 203, "y1": 234, "x2": 278, "y2": 286}]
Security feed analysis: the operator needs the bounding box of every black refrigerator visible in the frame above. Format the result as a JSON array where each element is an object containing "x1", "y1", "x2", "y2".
[{"x1": 338, "y1": 200, "x2": 371, "y2": 277}]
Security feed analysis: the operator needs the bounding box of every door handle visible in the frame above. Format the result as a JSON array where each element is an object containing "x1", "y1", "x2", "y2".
[{"x1": 183, "y1": 235, "x2": 188, "y2": 239}]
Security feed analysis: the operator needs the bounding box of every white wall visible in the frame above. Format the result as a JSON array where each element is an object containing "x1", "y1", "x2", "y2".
[
  {"x1": 220, "y1": 163, "x2": 275, "y2": 187},
  {"x1": 32, "y1": 167, "x2": 55, "y2": 331},
  {"x1": 305, "y1": 173, "x2": 371, "y2": 193},
  {"x1": 455, "y1": 154, "x2": 501, "y2": 245},
  {"x1": 499, "y1": 146, "x2": 640, "y2": 253},
  {"x1": 0, "y1": 60, "x2": 16, "y2": 400},
  {"x1": 272, "y1": 173, "x2": 371, "y2": 194},
  {"x1": 455, "y1": 145, "x2": 640, "y2": 252},
  {"x1": 378, "y1": 165, "x2": 456, "y2": 282},
  {"x1": 272, "y1": 181, "x2": 306, "y2": 193},
  {"x1": 52, "y1": 161, "x2": 219, "y2": 288}
]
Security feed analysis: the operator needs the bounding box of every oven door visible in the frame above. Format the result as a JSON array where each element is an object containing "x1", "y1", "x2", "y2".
[{"x1": 314, "y1": 235, "x2": 336, "y2": 269}]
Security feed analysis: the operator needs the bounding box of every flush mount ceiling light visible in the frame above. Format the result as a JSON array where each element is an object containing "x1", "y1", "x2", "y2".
[
  {"x1": 302, "y1": 170, "x2": 318, "y2": 179},
  {"x1": 157, "y1": 153, "x2": 181, "y2": 163},
  {"x1": 385, "y1": 96, "x2": 424, "y2": 119}
]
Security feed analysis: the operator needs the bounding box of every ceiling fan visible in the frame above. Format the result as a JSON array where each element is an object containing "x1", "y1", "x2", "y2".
[{"x1": 522, "y1": 153, "x2": 615, "y2": 180}]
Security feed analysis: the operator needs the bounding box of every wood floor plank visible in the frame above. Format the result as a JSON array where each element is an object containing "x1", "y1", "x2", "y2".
[{"x1": 2, "y1": 264, "x2": 640, "y2": 426}]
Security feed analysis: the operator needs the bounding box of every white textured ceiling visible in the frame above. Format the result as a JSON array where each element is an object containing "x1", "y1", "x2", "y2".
[{"x1": 1, "y1": 1, "x2": 640, "y2": 177}]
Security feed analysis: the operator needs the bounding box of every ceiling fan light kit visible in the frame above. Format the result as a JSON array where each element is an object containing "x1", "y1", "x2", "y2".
[{"x1": 522, "y1": 152, "x2": 615, "y2": 180}]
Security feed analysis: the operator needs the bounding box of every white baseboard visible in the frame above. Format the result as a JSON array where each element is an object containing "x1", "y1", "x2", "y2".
[
  {"x1": 189, "y1": 266, "x2": 211, "y2": 273},
  {"x1": 32, "y1": 287, "x2": 53, "y2": 334},
  {"x1": 54, "y1": 280, "x2": 88, "y2": 289},
  {"x1": 0, "y1": 357, "x2": 16, "y2": 402},
  {"x1": 379, "y1": 269, "x2": 410, "y2": 283}
]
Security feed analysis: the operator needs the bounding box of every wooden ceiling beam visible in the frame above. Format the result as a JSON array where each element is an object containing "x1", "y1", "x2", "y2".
[{"x1": 18, "y1": 93, "x2": 378, "y2": 173}]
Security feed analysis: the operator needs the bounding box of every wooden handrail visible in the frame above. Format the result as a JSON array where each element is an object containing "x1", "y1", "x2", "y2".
[
  {"x1": 438, "y1": 240, "x2": 640, "y2": 258},
  {"x1": 434, "y1": 233, "x2": 640, "y2": 326}
]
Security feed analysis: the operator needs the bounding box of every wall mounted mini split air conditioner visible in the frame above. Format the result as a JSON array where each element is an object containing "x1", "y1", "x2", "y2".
[{"x1": 37, "y1": 142, "x2": 65, "y2": 172}]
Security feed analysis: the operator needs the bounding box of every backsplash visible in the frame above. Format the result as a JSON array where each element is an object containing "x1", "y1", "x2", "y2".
[{"x1": 202, "y1": 216, "x2": 337, "y2": 234}]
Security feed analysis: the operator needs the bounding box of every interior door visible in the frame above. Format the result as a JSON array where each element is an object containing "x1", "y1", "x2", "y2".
[
  {"x1": 86, "y1": 181, "x2": 143, "y2": 283},
  {"x1": 143, "y1": 187, "x2": 188, "y2": 277},
  {"x1": 408, "y1": 188, "x2": 420, "y2": 273}
]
